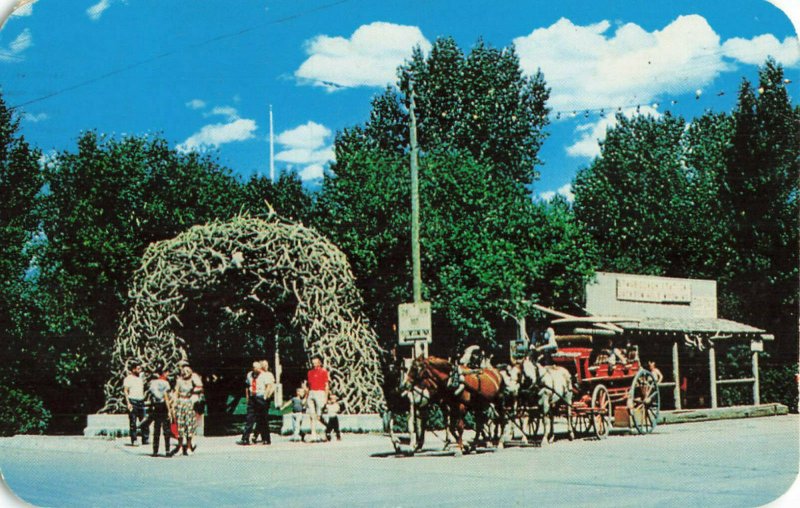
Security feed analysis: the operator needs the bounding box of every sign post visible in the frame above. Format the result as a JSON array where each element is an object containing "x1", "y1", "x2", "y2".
[
  {"x1": 398, "y1": 301, "x2": 431, "y2": 451},
  {"x1": 398, "y1": 301, "x2": 432, "y2": 357}
]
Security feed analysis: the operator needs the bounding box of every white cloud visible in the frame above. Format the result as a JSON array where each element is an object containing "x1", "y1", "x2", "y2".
[
  {"x1": 87, "y1": 0, "x2": 111, "y2": 21},
  {"x1": 566, "y1": 105, "x2": 661, "y2": 159},
  {"x1": 721, "y1": 34, "x2": 800, "y2": 67},
  {"x1": 295, "y1": 22, "x2": 431, "y2": 91},
  {"x1": 514, "y1": 15, "x2": 729, "y2": 112},
  {"x1": 185, "y1": 99, "x2": 206, "y2": 110},
  {"x1": 275, "y1": 121, "x2": 334, "y2": 181},
  {"x1": 23, "y1": 112, "x2": 48, "y2": 123},
  {"x1": 178, "y1": 118, "x2": 258, "y2": 153},
  {"x1": 11, "y1": 0, "x2": 38, "y2": 17},
  {"x1": 539, "y1": 183, "x2": 575, "y2": 203},
  {"x1": 38, "y1": 149, "x2": 57, "y2": 168},
  {"x1": 276, "y1": 121, "x2": 330, "y2": 150},
  {"x1": 299, "y1": 164, "x2": 325, "y2": 181},
  {"x1": 0, "y1": 28, "x2": 32, "y2": 62},
  {"x1": 206, "y1": 106, "x2": 239, "y2": 121}
]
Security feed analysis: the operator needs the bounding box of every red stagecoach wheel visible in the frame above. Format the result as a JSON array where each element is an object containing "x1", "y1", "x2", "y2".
[
  {"x1": 568, "y1": 408, "x2": 591, "y2": 436},
  {"x1": 628, "y1": 369, "x2": 661, "y2": 435},
  {"x1": 591, "y1": 384, "x2": 611, "y2": 439}
]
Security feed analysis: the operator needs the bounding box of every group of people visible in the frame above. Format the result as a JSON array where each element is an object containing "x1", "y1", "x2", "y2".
[
  {"x1": 123, "y1": 359, "x2": 204, "y2": 458},
  {"x1": 280, "y1": 355, "x2": 344, "y2": 443},
  {"x1": 237, "y1": 359, "x2": 276, "y2": 446},
  {"x1": 236, "y1": 354, "x2": 343, "y2": 445},
  {"x1": 124, "y1": 355, "x2": 344, "y2": 456}
]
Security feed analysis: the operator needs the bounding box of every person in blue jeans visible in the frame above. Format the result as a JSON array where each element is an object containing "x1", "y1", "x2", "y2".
[
  {"x1": 281, "y1": 387, "x2": 306, "y2": 441},
  {"x1": 147, "y1": 363, "x2": 174, "y2": 457},
  {"x1": 123, "y1": 361, "x2": 150, "y2": 446}
]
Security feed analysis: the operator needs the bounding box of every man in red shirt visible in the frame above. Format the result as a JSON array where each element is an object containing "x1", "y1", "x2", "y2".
[{"x1": 305, "y1": 355, "x2": 329, "y2": 442}]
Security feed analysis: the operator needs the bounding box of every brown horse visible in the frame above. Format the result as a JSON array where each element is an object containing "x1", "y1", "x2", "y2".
[{"x1": 402, "y1": 355, "x2": 507, "y2": 454}]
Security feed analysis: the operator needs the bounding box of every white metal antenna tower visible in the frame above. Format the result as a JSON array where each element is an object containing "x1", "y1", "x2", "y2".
[{"x1": 269, "y1": 105, "x2": 275, "y2": 182}]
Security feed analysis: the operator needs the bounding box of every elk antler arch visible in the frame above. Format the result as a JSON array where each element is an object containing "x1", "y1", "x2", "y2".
[{"x1": 101, "y1": 211, "x2": 385, "y2": 414}]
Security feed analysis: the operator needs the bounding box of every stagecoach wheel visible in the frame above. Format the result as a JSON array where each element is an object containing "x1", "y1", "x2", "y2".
[
  {"x1": 569, "y1": 410, "x2": 590, "y2": 436},
  {"x1": 628, "y1": 369, "x2": 660, "y2": 435},
  {"x1": 591, "y1": 384, "x2": 611, "y2": 439}
]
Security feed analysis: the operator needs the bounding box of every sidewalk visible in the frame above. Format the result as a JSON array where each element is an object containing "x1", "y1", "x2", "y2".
[{"x1": 0, "y1": 431, "x2": 388, "y2": 456}]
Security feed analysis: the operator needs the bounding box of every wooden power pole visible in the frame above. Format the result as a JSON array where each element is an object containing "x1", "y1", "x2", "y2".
[{"x1": 409, "y1": 81, "x2": 422, "y2": 305}]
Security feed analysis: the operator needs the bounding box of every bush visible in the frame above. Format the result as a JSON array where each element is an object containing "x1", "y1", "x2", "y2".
[
  {"x1": 0, "y1": 385, "x2": 51, "y2": 436},
  {"x1": 760, "y1": 363, "x2": 799, "y2": 413}
]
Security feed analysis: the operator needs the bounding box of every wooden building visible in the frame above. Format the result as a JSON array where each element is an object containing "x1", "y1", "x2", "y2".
[{"x1": 542, "y1": 272, "x2": 772, "y2": 410}]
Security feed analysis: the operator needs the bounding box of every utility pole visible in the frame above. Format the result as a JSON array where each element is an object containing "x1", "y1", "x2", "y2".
[
  {"x1": 269, "y1": 105, "x2": 275, "y2": 182},
  {"x1": 409, "y1": 81, "x2": 422, "y2": 305}
]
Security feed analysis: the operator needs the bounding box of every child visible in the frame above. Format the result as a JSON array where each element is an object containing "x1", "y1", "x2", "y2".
[
  {"x1": 648, "y1": 360, "x2": 664, "y2": 384},
  {"x1": 324, "y1": 394, "x2": 343, "y2": 441},
  {"x1": 281, "y1": 387, "x2": 306, "y2": 441}
]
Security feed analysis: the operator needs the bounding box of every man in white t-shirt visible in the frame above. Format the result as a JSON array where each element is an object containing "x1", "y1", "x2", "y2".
[{"x1": 123, "y1": 361, "x2": 149, "y2": 446}]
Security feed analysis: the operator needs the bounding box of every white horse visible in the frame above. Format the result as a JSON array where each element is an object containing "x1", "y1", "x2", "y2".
[{"x1": 521, "y1": 357, "x2": 575, "y2": 444}]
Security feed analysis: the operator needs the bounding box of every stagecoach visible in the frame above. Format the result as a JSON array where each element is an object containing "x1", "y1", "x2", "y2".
[
  {"x1": 391, "y1": 336, "x2": 661, "y2": 455},
  {"x1": 557, "y1": 337, "x2": 659, "y2": 437}
]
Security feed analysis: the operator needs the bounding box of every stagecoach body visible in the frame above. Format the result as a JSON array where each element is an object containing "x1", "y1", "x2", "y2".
[{"x1": 552, "y1": 345, "x2": 660, "y2": 437}]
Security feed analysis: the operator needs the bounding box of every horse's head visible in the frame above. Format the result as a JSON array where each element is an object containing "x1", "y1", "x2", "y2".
[
  {"x1": 401, "y1": 355, "x2": 429, "y2": 390},
  {"x1": 499, "y1": 363, "x2": 522, "y2": 396},
  {"x1": 401, "y1": 355, "x2": 454, "y2": 391},
  {"x1": 399, "y1": 355, "x2": 436, "y2": 407}
]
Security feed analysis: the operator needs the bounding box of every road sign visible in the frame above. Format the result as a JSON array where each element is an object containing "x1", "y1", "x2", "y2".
[{"x1": 398, "y1": 302, "x2": 432, "y2": 345}]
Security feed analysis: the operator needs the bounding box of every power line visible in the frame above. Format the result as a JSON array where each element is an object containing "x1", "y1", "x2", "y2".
[
  {"x1": 547, "y1": 78, "x2": 794, "y2": 121},
  {"x1": 9, "y1": 0, "x2": 353, "y2": 110}
]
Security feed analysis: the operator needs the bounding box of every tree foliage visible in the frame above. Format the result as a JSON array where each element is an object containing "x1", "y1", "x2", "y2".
[
  {"x1": 719, "y1": 59, "x2": 799, "y2": 355},
  {"x1": 240, "y1": 171, "x2": 314, "y2": 224},
  {"x1": 0, "y1": 94, "x2": 41, "y2": 340},
  {"x1": 573, "y1": 112, "x2": 699, "y2": 276},
  {"x1": 31, "y1": 133, "x2": 245, "y2": 422},
  {"x1": 317, "y1": 38, "x2": 594, "y2": 355},
  {"x1": 573, "y1": 59, "x2": 799, "y2": 356},
  {"x1": 0, "y1": 93, "x2": 45, "y2": 435}
]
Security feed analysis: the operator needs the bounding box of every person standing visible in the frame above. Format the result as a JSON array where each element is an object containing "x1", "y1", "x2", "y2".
[
  {"x1": 147, "y1": 363, "x2": 174, "y2": 457},
  {"x1": 237, "y1": 361, "x2": 262, "y2": 445},
  {"x1": 648, "y1": 360, "x2": 664, "y2": 384},
  {"x1": 123, "y1": 361, "x2": 149, "y2": 446},
  {"x1": 173, "y1": 361, "x2": 202, "y2": 456},
  {"x1": 281, "y1": 387, "x2": 306, "y2": 441},
  {"x1": 256, "y1": 360, "x2": 275, "y2": 445},
  {"x1": 324, "y1": 394, "x2": 343, "y2": 441},
  {"x1": 305, "y1": 355, "x2": 329, "y2": 442}
]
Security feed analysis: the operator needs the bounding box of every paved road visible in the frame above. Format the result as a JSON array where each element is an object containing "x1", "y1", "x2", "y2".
[{"x1": 0, "y1": 415, "x2": 797, "y2": 507}]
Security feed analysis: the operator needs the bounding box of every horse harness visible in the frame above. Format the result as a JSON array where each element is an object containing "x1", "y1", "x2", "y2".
[{"x1": 526, "y1": 361, "x2": 572, "y2": 408}]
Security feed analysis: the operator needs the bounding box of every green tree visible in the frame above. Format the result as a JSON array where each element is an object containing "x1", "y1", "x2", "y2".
[
  {"x1": 0, "y1": 93, "x2": 41, "y2": 340},
  {"x1": 681, "y1": 111, "x2": 735, "y2": 278},
  {"x1": 572, "y1": 59, "x2": 799, "y2": 360},
  {"x1": 0, "y1": 93, "x2": 48, "y2": 435},
  {"x1": 317, "y1": 37, "x2": 594, "y2": 355},
  {"x1": 573, "y1": 112, "x2": 696, "y2": 276},
  {"x1": 239, "y1": 171, "x2": 314, "y2": 224},
  {"x1": 397, "y1": 38, "x2": 550, "y2": 184},
  {"x1": 33, "y1": 133, "x2": 244, "y2": 424},
  {"x1": 720, "y1": 59, "x2": 799, "y2": 356}
]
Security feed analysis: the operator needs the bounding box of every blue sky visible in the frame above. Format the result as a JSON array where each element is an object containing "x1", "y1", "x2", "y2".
[{"x1": 0, "y1": 0, "x2": 797, "y2": 199}]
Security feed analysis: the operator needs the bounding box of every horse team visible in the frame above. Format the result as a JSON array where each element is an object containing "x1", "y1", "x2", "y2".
[{"x1": 400, "y1": 348, "x2": 577, "y2": 455}]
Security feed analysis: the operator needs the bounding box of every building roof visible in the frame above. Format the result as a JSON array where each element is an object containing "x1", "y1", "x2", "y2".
[{"x1": 618, "y1": 317, "x2": 766, "y2": 336}]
